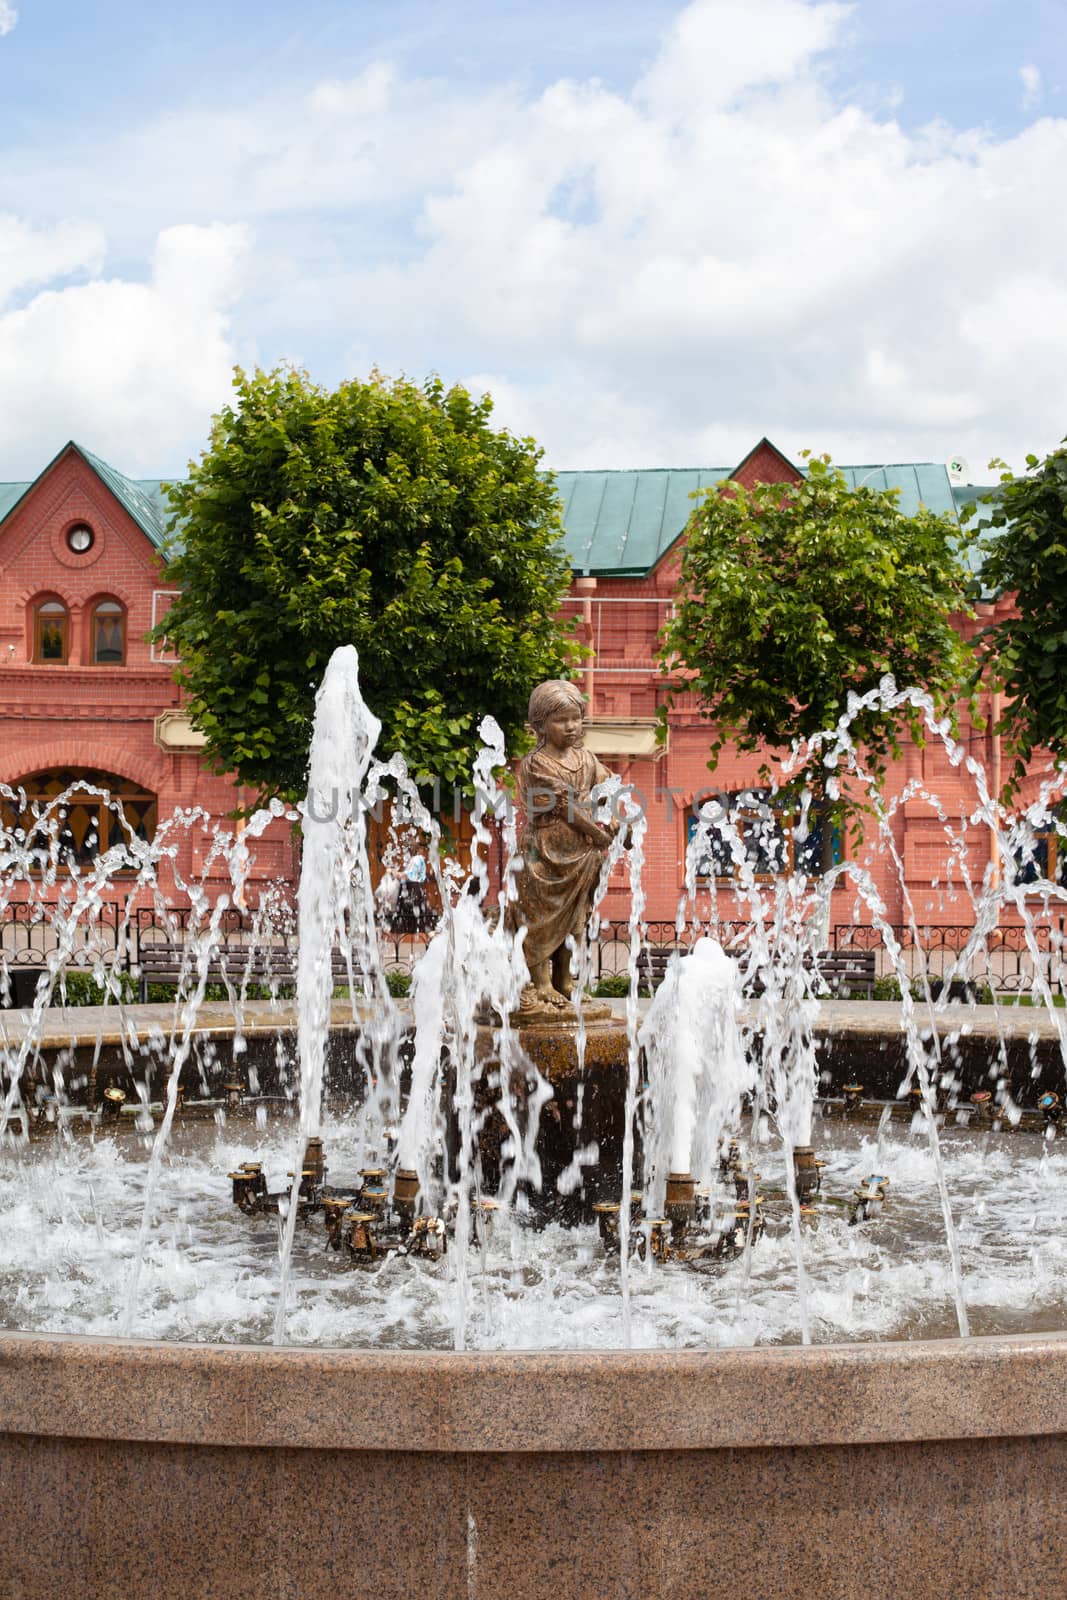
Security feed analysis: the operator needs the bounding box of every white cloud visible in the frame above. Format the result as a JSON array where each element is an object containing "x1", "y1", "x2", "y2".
[
  {"x1": 0, "y1": 216, "x2": 104, "y2": 309},
  {"x1": 0, "y1": 224, "x2": 248, "y2": 475},
  {"x1": 1, "y1": 0, "x2": 1066, "y2": 477},
  {"x1": 637, "y1": 0, "x2": 851, "y2": 115},
  {"x1": 307, "y1": 63, "x2": 396, "y2": 118},
  {"x1": 1020, "y1": 63, "x2": 1041, "y2": 111},
  {"x1": 0, "y1": 2, "x2": 16, "y2": 39}
]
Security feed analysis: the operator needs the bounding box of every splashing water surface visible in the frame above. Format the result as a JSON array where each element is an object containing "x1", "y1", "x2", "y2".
[{"x1": 2, "y1": 650, "x2": 1067, "y2": 1350}]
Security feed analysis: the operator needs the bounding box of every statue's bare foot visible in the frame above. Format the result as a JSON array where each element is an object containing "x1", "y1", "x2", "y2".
[{"x1": 539, "y1": 985, "x2": 574, "y2": 1012}]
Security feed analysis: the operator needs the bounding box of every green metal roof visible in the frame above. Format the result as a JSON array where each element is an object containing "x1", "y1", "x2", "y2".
[
  {"x1": 0, "y1": 441, "x2": 997, "y2": 581},
  {"x1": 0, "y1": 482, "x2": 28, "y2": 522},
  {"x1": 555, "y1": 461, "x2": 970, "y2": 576},
  {"x1": 950, "y1": 483, "x2": 1000, "y2": 587},
  {"x1": 553, "y1": 469, "x2": 731, "y2": 576},
  {"x1": 77, "y1": 445, "x2": 173, "y2": 548},
  {"x1": 836, "y1": 463, "x2": 957, "y2": 516}
]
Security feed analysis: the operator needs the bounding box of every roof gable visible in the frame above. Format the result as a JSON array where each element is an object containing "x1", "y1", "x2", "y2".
[
  {"x1": 0, "y1": 442, "x2": 173, "y2": 550},
  {"x1": 729, "y1": 436, "x2": 804, "y2": 488}
]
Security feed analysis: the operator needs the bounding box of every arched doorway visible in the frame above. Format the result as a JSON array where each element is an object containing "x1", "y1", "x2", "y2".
[{"x1": 1, "y1": 769, "x2": 158, "y2": 872}]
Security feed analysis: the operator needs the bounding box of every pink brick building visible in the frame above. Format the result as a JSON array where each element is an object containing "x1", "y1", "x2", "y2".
[
  {"x1": 0, "y1": 442, "x2": 297, "y2": 912},
  {"x1": 0, "y1": 435, "x2": 1045, "y2": 944},
  {"x1": 553, "y1": 438, "x2": 1031, "y2": 938}
]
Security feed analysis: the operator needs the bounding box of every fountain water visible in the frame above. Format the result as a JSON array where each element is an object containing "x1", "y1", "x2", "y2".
[
  {"x1": 1, "y1": 649, "x2": 1066, "y2": 1354},
  {"x1": 6, "y1": 650, "x2": 1067, "y2": 1597}
]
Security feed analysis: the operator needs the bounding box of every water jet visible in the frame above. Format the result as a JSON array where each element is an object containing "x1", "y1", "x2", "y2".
[{"x1": 4, "y1": 650, "x2": 1067, "y2": 1596}]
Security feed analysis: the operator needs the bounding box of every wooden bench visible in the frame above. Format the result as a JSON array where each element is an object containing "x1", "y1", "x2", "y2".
[
  {"x1": 636, "y1": 949, "x2": 674, "y2": 991},
  {"x1": 136, "y1": 942, "x2": 359, "y2": 1000},
  {"x1": 814, "y1": 948, "x2": 876, "y2": 999},
  {"x1": 634, "y1": 946, "x2": 877, "y2": 999}
]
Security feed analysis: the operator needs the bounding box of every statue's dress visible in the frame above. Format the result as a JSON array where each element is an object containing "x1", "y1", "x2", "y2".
[{"x1": 510, "y1": 745, "x2": 612, "y2": 970}]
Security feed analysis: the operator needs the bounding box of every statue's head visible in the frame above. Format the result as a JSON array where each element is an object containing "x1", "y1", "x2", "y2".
[{"x1": 527, "y1": 679, "x2": 585, "y2": 744}]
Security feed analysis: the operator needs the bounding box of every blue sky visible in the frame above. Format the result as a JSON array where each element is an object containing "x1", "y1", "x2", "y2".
[{"x1": 0, "y1": 0, "x2": 1064, "y2": 479}]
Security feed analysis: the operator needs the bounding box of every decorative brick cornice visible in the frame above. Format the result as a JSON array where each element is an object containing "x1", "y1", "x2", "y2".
[
  {"x1": 0, "y1": 667, "x2": 174, "y2": 686},
  {"x1": 0, "y1": 735, "x2": 169, "y2": 792}
]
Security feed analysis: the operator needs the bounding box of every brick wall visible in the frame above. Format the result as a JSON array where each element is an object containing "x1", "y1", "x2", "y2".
[{"x1": 0, "y1": 448, "x2": 296, "y2": 909}]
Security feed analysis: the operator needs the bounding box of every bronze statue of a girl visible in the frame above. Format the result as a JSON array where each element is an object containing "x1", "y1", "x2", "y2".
[{"x1": 509, "y1": 679, "x2": 624, "y2": 1016}]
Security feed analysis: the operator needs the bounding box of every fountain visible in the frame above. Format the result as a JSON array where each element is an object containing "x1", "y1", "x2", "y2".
[{"x1": 3, "y1": 648, "x2": 1067, "y2": 1598}]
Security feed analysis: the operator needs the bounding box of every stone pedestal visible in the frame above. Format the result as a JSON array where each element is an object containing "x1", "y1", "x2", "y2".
[{"x1": 472, "y1": 1019, "x2": 636, "y2": 1224}]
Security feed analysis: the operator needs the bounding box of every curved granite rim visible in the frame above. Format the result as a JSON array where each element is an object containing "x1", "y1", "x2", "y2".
[{"x1": 2, "y1": 1328, "x2": 1066, "y2": 1454}]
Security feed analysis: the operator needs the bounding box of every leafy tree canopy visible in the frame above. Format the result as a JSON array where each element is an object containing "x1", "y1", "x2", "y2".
[
  {"x1": 658, "y1": 455, "x2": 975, "y2": 840},
  {"x1": 973, "y1": 441, "x2": 1067, "y2": 792},
  {"x1": 154, "y1": 367, "x2": 579, "y2": 802}
]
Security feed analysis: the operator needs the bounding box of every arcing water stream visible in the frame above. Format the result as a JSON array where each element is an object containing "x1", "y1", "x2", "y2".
[{"x1": 1, "y1": 649, "x2": 1067, "y2": 1351}]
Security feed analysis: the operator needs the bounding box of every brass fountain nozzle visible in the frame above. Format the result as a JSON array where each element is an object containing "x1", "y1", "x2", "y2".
[
  {"x1": 360, "y1": 1179, "x2": 389, "y2": 1213},
  {"x1": 665, "y1": 1172, "x2": 696, "y2": 1245},
  {"x1": 638, "y1": 1219, "x2": 671, "y2": 1265},
  {"x1": 792, "y1": 1146, "x2": 820, "y2": 1202},
  {"x1": 229, "y1": 1163, "x2": 267, "y2": 1214},
  {"x1": 321, "y1": 1196, "x2": 349, "y2": 1250},
  {"x1": 346, "y1": 1211, "x2": 379, "y2": 1261},
  {"x1": 102, "y1": 1086, "x2": 126, "y2": 1118},
  {"x1": 849, "y1": 1173, "x2": 890, "y2": 1226},
  {"x1": 593, "y1": 1200, "x2": 621, "y2": 1250},
  {"x1": 733, "y1": 1197, "x2": 765, "y2": 1246},
  {"x1": 408, "y1": 1215, "x2": 448, "y2": 1258},
  {"x1": 393, "y1": 1167, "x2": 420, "y2": 1225},
  {"x1": 223, "y1": 1080, "x2": 244, "y2": 1111},
  {"x1": 843, "y1": 1083, "x2": 865, "y2": 1113},
  {"x1": 1039, "y1": 1093, "x2": 1062, "y2": 1126},
  {"x1": 474, "y1": 1198, "x2": 499, "y2": 1243},
  {"x1": 970, "y1": 1090, "x2": 995, "y2": 1122},
  {"x1": 303, "y1": 1137, "x2": 325, "y2": 1179},
  {"x1": 665, "y1": 1171, "x2": 696, "y2": 1210}
]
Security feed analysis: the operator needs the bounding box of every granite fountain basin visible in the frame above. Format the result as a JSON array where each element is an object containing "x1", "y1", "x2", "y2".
[
  {"x1": 4, "y1": 1048, "x2": 1067, "y2": 1598},
  {"x1": 2, "y1": 1326, "x2": 1067, "y2": 1600}
]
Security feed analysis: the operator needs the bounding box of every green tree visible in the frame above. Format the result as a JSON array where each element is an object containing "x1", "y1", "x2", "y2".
[
  {"x1": 154, "y1": 367, "x2": 579, "y2": 802},
  {"x1": 973, "y1": 441, "x2": 1067, "y2": 792},
  {"x1": 658, "y1": 455, "x2": 975, "y2": 863}
]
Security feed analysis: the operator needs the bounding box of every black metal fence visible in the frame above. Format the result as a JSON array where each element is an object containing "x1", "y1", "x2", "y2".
[
  {"x1": 831, "y1": 921, "x2": 1067, "y2": 996},
  {"x1": 588, "y1": 919, "x2": 1067, "y2": 995},
  {"x1": 2, "y1": 904, "x2": 1064, "y2": 999}
]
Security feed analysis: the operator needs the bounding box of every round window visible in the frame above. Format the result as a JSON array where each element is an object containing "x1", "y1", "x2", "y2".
[{"x1": 66, "y1": 523, "x2": 94, "y2": 554}]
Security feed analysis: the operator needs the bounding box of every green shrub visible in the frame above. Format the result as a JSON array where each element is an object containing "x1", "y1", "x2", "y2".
[
  {"x1": 593, "y1": 974, "x2": 631, "y2": 998},
  {"x1": 386, "y1": 972, "x2": 412, "y2": 998},
  {"x1": 873, "y1": 974, "x2": 902, "y2": 1001},
  {"x1": 55, "y1": 970, "x2": 139, "y2": 1006},
  {"x1": 53, "y1": 972, "x2": 292, "y2": 1007}
]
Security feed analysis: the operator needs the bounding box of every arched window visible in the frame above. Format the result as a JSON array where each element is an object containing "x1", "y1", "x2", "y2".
[
  {"x1": 1, "y1": 769, "x2": 158, "y2": 873},
  {"x1": 687, "y1": 790, "x2": 842, "y2": 880},
  {"x1": 34, "y1": 599, "x2": 69, "y2": 664},
  {"x1": 91, "y1": 599, "x2": 126, "y2": 665},
  {"x1": 1014, "y1": 805, "x2": 1067, "y2": 888}
]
